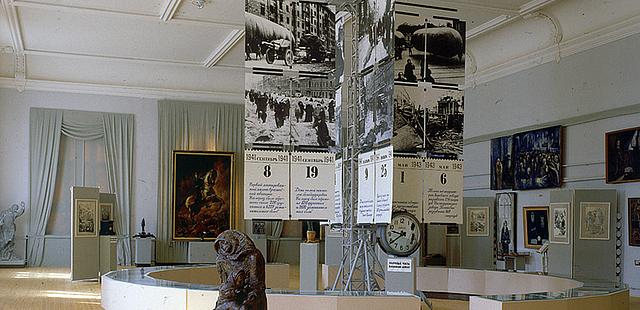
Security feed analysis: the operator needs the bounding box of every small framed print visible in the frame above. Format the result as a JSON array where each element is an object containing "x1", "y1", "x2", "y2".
[
  {"x1": 549, "y1": 203, "x2": 570, "y2": 244},
  {"x1": 523, "y1": 206, "x2": 549, "y2": 249},
  {"x1": 100, "y1": 203, "x2": 113, "y2": 221},
  {"x1": 579, "y1": 202, "x2": 610, "y2": 240},
  {"x1": 75, "y1": 199, "x2": 98, "y2": 237},
  {"x1": 466, "y1": 207, "x2": 489, "y2": 237},
  {"x1": 629, "y1": 198, "x2": 640, "y2": 246}
]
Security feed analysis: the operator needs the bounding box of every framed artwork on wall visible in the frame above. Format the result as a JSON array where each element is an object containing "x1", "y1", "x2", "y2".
[
  {"x1": 629, "y1": 198, "x2": 640, "y2": 246},
  {"x1": 605, "y1": 127, "x2": 640, "y2": 184},
  {"x1": 75, "y1": 199, "x2": 98, "y2": 237},
  {"x1": 513, "y1": 126, "x2": 562, "y2": 190},
  {"x1": 549, "y1": 202, "x2": 570, "y2": 244},
  {"x1": 100, "y1": 203, "x2": 113, "y2": 221},
  {"x1": 466, "y1": 207, "x2": 489, "y2": 237},
  {"x1": 579, "y1": 202, "x2": 610, "y2": 241},
  {"x1": 523, "y1": 206, "x2": 549, "y2": 249},
  {"x1": 490, "y1": 136, "x2": 514, "y2": 190},
  {"x1": 172, "y1": 151, "x2": 235, "y2": 241},
  {"x1": 495, "y1": 193, "x2": 516, "y2": 259}
]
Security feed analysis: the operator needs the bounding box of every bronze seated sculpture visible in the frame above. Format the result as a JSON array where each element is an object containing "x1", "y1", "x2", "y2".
[{"x1": 214, "y1": 230, "x2": 267, "y2": 310}]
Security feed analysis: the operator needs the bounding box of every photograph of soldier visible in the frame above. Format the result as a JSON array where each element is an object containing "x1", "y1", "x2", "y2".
[
  {"x1": 392, "y1": 84, "x2": 426, "y2": 152},
  {"x1": 245, "y1": 0, "x2": 336, "y2": 73},
  {"x1": 513, "y1": 126, "x2": 562, "y2": 190},
  {"x1": 394, "y1": 10, "x2": 427, "y2": 83},
  {"x1": 606, "y1": 127, "x2": 640, "y2": 183},
  {"x1": 359, "y1": 60, "x2": 394, "y2": 152},
  {"x1": 491, "y1": 136, "x2": 514, "y2": 190},
  {"x1": 357, "y1": 0, "x2": 395, "y2": 72},
  {"x1": 245, "y1": 74, "x2": 336, "y2": 147}
]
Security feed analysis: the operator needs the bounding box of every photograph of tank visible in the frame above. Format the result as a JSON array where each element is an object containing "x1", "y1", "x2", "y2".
[
  {"x1": 245, "y1": 0, "x2": 336, "y2": 73},
  {"x1": 392, "y1": 84, "x2": 426, "y2": 152},
  {"x1": 359, "y1": 60, "x2": 394, "y2": 152},
  {"x1": 245, "y1": 73, "x2": 336, "y2": 147},
  {"x1": 394, "y1": 3, "x2": 465, "y2": 85},
  {"x1": 357, "y1": 0, "x2": 395, "y2": 72},
  {"x1": 423, "y1": 85, "x2": 464, "y2": 157}
]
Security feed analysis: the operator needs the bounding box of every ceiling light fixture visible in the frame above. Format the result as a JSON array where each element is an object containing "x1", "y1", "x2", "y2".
[{"x1": 192, "y1": 0, "x2": 206, "y2": 9}]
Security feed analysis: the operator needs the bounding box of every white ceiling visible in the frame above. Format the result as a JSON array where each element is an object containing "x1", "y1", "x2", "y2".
[{"x1": 0, "y1": 0, "x2": 605, "y2": 102}]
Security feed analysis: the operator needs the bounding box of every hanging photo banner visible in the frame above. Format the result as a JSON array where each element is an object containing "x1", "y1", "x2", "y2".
[
  {"x1": 244, "y1": 150, "x2": 291, "y2": 220},
  {"x1": 374, "y1": 146, "x2": 394, "y2": 224},
  {"x1": 357, "y1": 150, "x2": 376, "y2": 224},
  {"x1": 423, "y1": 159, "x2": 464, "y2": 224},
  {"x1": 393, "y1": 156, "x2": 424, "y2": 220},
  {"x1": 290, "y1": 152, "x2": 336, "y2": 220},
  {"x1": 334, "y1": 160, "x2": 343, "y2": 224}
]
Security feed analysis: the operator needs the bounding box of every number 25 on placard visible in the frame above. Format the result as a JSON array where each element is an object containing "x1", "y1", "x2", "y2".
[{"x1": 380, "y1": 164, "x2": 388, "y2": 178}]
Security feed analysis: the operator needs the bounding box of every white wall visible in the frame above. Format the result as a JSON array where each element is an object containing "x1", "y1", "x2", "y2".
[
  {"x1": 464, "y1": 33, "x2": 640, "y2": 296},
  {"x1": 0, "y1": 88, "x2": 158, "y2": 265}
]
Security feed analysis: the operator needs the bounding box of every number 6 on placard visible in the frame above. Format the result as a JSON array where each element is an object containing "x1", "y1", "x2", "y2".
[{"x1": 440, "y1": 173, "x2": 447, "y2": 185}]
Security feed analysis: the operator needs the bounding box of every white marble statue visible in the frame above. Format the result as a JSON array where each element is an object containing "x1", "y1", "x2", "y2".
[{"x1": 0, "y1": 202, "x2": 25, "y2": 261}]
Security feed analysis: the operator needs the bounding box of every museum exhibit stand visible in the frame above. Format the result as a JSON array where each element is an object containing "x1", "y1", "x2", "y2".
[{"x1": 101, "y1": 264, "x2": 628, "y2": 310}]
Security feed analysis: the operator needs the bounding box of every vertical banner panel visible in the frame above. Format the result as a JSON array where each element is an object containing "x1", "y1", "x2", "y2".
[
  {"x1": 244, "y1": 150, "x2": 291, "y2": 220},
  {"x1": 357, "y1": 150, "x2": 376, "y2": 224},
  {"x1": 393, "y1": 156, "x2": 424, "y2": 220},
  {"x1": 334, "y1": 160, "x2": 343, "y2": 224},
  {"x1": 374, "y1": 146, "x2": 394, "y2": 223},
  {"x1": 424, "y1": 159, "x2": 463, "y2": 224},
  {"x1": 290, "y1": 152, "x2": 336, "y2": 220}
]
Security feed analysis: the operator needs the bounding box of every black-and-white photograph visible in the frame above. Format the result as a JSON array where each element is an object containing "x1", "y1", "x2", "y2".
[
  {"x1": 496, "y1": 192, "x2": 516, "y2": 258},
  {"x1": 423, "y1": 85, "x2": 464, "y2": 157},
  {"x1": 394, "y1": 11, "x2": 426, "y2": 83},
  {"x1": 245, "y1": 0, "x2": 336, "y2": 73},
  {"x1": 358, "y1": 0, "x2": 395, "y2": 72},
  {"x1": 336, "y1": 12, "x2": 347, "y2": 85},
  {"x1": 333, "y1": 87, "x2": 342, "y2": 154},
  {"x1": 392, "y1": 84, "x2": 426, "y2": 152},
  {"x1": 359, "y1": 60, "x2": 394, "y2": 152},
  {"x1": 245, "y1": 73, "x2": 336, "y2": 147},
  {"x1": 424, "y1": 16, "x2": 466, "y2": 85}
]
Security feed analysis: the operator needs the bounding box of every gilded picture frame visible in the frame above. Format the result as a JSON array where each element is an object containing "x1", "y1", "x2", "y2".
[
  {"x1": 172, "y1": 151, "x2": 235, "y2": 241},
  {"x1": 523, "y1": 206, "x2": 549, "y2": 249}
]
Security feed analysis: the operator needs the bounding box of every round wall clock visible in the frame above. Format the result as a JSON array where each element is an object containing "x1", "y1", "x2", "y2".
[{"x1": 377, "y1": 211, "x2": 422, "y2": 257}]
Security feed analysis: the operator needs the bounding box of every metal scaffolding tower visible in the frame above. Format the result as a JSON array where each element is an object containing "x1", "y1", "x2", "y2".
[{"x1": 329, "y1": 0, "x2": 385, "y2": 292}]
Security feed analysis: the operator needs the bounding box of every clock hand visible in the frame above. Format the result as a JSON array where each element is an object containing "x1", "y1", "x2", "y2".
[
  {"x1": 390, "y1": 230, "x2": 402, "y2": 236},
  {"x1": 390, "y1": 235, "x2": 403, "y2": 244}
]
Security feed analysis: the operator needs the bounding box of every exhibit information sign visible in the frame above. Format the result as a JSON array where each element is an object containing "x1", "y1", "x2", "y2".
[
  {"x1": 290, "y1": 152, "x2": 335, "y2": 220},
  {"x1": 334, "y1": 160, "x2": 343, "y2": 224},
  {"x1": 244, "y1": 150, "x2": 290, "y2": 220},
  {"x1": 387, "y1": 258, "x2": 413, "y2": 273},
  {"x1": 374, "y1": 146, "x2": 394, "y2": 224},
  {"x1": 424, "y1": 159, "x2": 464, "y2": 224},
  {"x1": 357, "y1": 150, "x2": 376, "y2": 224},
  {"x1": 393, "y1": 157, "x2": 424, "y2": 220}
]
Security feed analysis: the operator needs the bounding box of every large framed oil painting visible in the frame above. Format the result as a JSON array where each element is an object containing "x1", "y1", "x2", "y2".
[
  {"x1": 491, "y1": 136, "x2": 514, "y2": 190},
  {"x1": 629, "y1": 198, "x2": 640, "y2": 246},
  {"x1": 513, "y1": 126, "x2": 562, "y2": 190},
  {"x1": 172, "y1": 151, "x2": 235, "y2": 240},
  {"x1": 523, "y1": 206, "x2": 549, "y2": 249},
  {"x1": 605, "y1": 127, "x2": 640, "y2": 184},
  {"x1": 75, "y1": 199, "x2": 98, "y2": 237},
  {"x1": 496, "y1": 192, "x2": 516, "y2": 259}
]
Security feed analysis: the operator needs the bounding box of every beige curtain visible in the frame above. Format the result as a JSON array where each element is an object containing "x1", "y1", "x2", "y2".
[{"x1": 157, "y1": 101, "x2": 244, "y2": 263}]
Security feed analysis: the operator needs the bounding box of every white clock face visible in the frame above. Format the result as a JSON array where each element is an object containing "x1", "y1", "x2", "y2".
[{"x1": 386, "y1": 214, "x2": 420, "y2": 255}]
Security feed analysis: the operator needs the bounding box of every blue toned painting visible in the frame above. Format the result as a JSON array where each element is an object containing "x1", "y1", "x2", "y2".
[
  {"x1": 490, "y1": 136, "x2": 513, "y2": 190},
  {"x1": 513, "y1": 126, "x2": 562, "y2": 190}
]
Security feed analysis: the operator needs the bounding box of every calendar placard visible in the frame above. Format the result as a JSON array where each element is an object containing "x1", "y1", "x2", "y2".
[
  {"x1": 290, "y1": 152, "x2": 335, "y2": 220},
  {"x1": 333, "y1": 160, "x2": 343, "y2": 224},
  {"x1": 423, "y1": 159, "x2": 464, "y2": 224},
  {"x1": 357, "y1": 150, "x2": 376, "y2": 224},
  {"x1": 393, "y1": 156, "x2": 424, "y2": 220},
  {"x1": 374, "y1": 146, "x2": 393, "y2": 224},
  {"x1": 244, "y1": 150, "x2": 291, "y2": 219}
]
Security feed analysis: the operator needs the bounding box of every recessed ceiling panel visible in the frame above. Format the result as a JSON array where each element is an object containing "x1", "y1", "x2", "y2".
[
  {"x1": 19, "y1": 6, "x2": 236, "y2": 63},
  {"x1": 17, "y1": 0, "x2": 165, "y2": 16},
  {"x1": 173, "y1": 0, "x2": 243, "y2": 26},
  {"x1": 0, "y1": 6, "x2": 14, "y2": 46}
]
